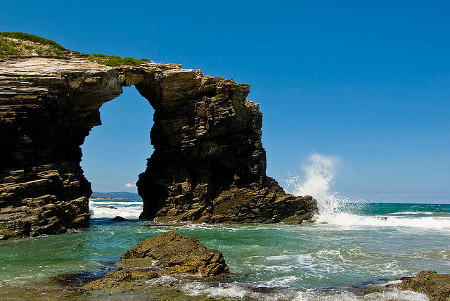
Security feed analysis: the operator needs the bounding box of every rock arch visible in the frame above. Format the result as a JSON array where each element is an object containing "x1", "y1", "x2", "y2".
[{"x1": 0, "y1": 55, "x2": 316, "y2": 240}]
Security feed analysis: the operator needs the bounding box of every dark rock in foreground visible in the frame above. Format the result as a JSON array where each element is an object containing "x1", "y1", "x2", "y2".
[
  {"x1": 0, "y1": 38, "x2": 317, "y2": 240},
  {"x1": 118, "y1": 231, "x2": 229, "y2": 276},
  {"x1": 85, "y1": 231, "x2": 229, "y2": 291},
  {"x1": 398, "y1": 271, "x2": 450, "y2": 301},
  {"x1": 111, "y1": 216, "x2": 126, "y2": 222}
]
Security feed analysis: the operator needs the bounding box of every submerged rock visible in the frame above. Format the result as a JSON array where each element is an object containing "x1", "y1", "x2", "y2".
[
  {"x1": 111, "y1": 216, "x2": 126, "y2": 222},
  {"x1": 84, "y1": 231, "x2": 229, "y2": 291},
  {"x1": 398, "y1": 270, "x2": 450, "y2": 301}
]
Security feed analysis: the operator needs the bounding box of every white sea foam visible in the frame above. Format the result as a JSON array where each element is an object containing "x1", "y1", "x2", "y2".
[
  {"x1": 181, "y1": 280, "x2": 428, "y2": 301},
  {"x1": 181, "y1": 281, "x2": 299, "y2": 301},
  {"x1": 146, "y1": 275, "x2": 179, "y2": 286},
  {"x1": 318, "y1": 212, "x2": 450, "y2": 230},
  {"x1": 92, "y1": 201, "x2": 143, "y2": 206},
  {"x1": 288, "y1": 154, "x2": 450, "y2": 231},
  {"x1": 182, "y1": 282, "x2": 249, "y2": 299},
  {"x1": 257, "y1": 264, "x2": 296, "y2": 272},
  {"x1": 267, "y1": 255, "x2": 299, "y2": 261},
  {"x1": 388, "y1": 211, "x2": 434, "y2": 215},
  {"x1": 89, "y1": 200, "x2": 142, "y2": 219},
  {"x1": 293, "y1": 289, "x2": 428, "y2": 301}
]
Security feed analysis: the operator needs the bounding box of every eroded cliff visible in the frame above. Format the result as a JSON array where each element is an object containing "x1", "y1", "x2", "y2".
[{"x1": 0, "y1": 45, "x2": 316, "y2": 239}]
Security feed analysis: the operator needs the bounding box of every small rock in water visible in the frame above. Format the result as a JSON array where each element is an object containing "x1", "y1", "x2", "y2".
[
  {"x1": 84, "y1": 231, "x2": 230, "y2": 291},
  {"x1": 98, "y1": 205, "x2": 117, "y2": 209},
  {"x1": 118, "y1": 231, "x2": 230, "y2": 276},
  {"x1": 111, "y1": 216, "x2": 126, "y2": 222}
]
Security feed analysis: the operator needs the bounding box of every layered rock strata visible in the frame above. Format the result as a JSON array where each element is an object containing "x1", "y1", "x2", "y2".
[{"x1": 0, "y1": 54, "x2": 316, "y2": 239}]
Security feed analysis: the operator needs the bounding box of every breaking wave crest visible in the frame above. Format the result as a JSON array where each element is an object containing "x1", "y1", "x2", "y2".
[{"x1": 287, "y1": 154, "x2": 450, "y2": 231}]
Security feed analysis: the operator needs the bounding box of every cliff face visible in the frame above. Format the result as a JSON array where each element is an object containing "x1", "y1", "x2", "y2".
[{"x1": 0, "y1": 54, "x2": 316, "y2": 239}]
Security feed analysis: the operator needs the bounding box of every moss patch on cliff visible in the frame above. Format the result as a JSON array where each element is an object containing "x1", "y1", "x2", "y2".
[
  {"x1": 0, "y1": 32, "x2": 68, "y2": 58},
  {"x1": 87, "y1": 53, "x2": 152, "y2": 66}
]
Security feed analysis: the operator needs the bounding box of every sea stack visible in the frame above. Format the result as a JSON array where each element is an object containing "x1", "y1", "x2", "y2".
[{"x1": 0, "y1": 33, "x2": 317, "y2": 240}]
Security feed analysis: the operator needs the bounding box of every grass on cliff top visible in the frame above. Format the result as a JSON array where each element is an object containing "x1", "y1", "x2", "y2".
[
  {"x1": 0, "y1": 32, "x2": 67, "y2": 50},
  {"x1": 0, "y1": 31, "x2": 152, "y2": 66},
  {"x1": 87, "y1": 53, "x2": 152, "y2": 67},
  {"x1": 0, "y1": 31, "x2": 68, "y2": 58}
]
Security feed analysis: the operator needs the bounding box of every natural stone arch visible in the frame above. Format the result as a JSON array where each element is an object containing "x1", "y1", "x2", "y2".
[
  {"x1": 0, "y1": 55, "x2": 317, "y2": 240},
  {"x1": 80, "y1": 85, "x2": 154, "y2": 195}
]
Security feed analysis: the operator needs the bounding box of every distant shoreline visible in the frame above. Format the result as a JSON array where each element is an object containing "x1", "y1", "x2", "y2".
[
  {"x1": 91, "y1": 192, "x2": 142, "y2": 201},
  {"x1": 89, "y1": 197, "x2": 127, "y2": 201}
]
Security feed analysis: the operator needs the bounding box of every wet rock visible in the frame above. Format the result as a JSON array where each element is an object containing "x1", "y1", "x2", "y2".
[
  {"x1": 84, "y1": 268, "x2": 160, "y2": 291},
  {"x1": 84, "y1": 231, "x2": 229, "y2": 291},
  {"x1": 111, "y1": 216, "x2": 126, "y2": 222},
  {"x1": 398, "y1": 270, "x2": 450, "y2": 301},
  {"x1": 51, "y1": 271, "x2": 104, "y2": 287},
  {"x1": 135, "y1": 68, "x2": 318, "y2": 224},
  {"x1": 118, "y1": 231, "x2": 229, "y2": 277}
]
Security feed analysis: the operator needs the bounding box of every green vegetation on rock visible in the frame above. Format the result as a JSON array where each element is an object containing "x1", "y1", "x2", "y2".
[
  {"x1": 0, "y1": 32, "x2": 67, "y2": 50},
  {"x1": 0, "y1": 32, "x2": 152, "y2": 66},
  {"x1": 0, "y1": 32, "x2": 68, "y2": 58},
  {"x1": 87, "y1": 53, "x2": 152, "y2": 67}
]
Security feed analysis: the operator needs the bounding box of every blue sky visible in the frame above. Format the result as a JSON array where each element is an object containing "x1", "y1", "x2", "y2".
[{"x1": 2, "y1": 0, "x2": 449, "y2": 203}]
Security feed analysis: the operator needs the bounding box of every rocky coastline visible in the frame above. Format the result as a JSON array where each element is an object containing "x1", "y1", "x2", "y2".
[{"x1": 2, "y1": 33, "x2": 446, "y2": 301}]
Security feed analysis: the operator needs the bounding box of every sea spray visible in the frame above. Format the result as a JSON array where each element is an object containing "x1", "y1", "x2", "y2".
[
  {"x1": 286, "y1": 154, "x2": 348, "y2": 222},
  {"x1": 287, "y1": 154, "x2": 450, "y2": 230}
]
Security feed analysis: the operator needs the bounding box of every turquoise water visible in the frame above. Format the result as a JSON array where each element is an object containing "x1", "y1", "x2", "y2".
[{"x1": 0, "y1": 201, "x2": 449, "y2": 300}]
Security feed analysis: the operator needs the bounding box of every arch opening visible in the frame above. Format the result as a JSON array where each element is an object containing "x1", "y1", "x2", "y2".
[{"x1": 81, "y1": 86, "x2": 154, "y2": 219}]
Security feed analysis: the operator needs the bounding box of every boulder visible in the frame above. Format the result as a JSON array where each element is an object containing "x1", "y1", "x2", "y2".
[
  {"x1": 84, "y1": 231, "x2": 229, "y2": 291},
  {"x1": 398, "y1": 270, "x2": 450, "y2": 301},
  {"x1": 118, "y1": 231, "x2": 229, "y2": 277}
]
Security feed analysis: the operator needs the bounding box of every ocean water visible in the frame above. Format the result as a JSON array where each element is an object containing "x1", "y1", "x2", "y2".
[{"x1": 0, "y1": 156, "x2": 449, "y2": 300}]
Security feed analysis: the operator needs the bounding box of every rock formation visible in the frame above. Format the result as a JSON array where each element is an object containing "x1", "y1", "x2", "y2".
[
  {"x1": 398, "y1": 271, "x2": 450, "y2": 301},
  {"x1": 85, "y1": 231, "x2": 229, "y2": 291},
  {"x1": 0, "y1": 42, "x2": 316, "y2": 239},
  {"x1": 118, "y1": 231, "x2": 229, "y2": 276}
]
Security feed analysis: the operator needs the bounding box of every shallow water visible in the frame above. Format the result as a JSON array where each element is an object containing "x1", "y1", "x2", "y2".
[{"x1": 0, "y1": 200, "x2": 448, "y2": 300}]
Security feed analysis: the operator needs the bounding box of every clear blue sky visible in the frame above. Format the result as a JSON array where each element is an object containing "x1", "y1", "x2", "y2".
[{"x1": 2, "y1": 0, "x2": 449, "y2": 203}]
